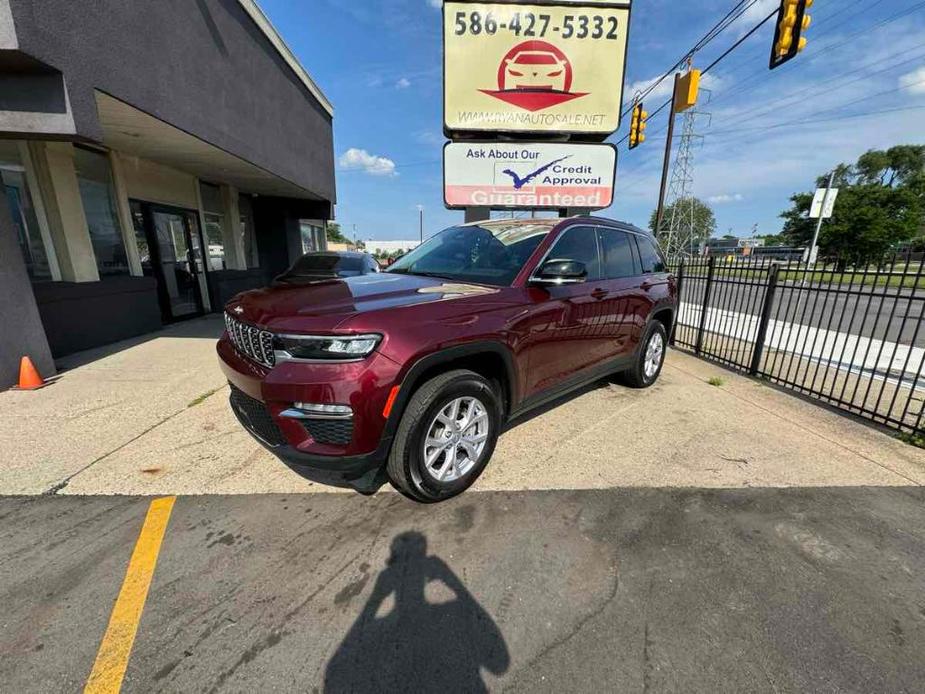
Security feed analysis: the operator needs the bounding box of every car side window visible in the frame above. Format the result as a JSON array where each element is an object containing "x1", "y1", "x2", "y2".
[
  {"x1": 634, "y1": 235, "x2": 667, "y2": 274},
  {"x1": 598, "y1": 228, "x2": 638, "y2": 279},
  {"x1": 544, "y1": 226, "x2": 601, "y2": 280}
]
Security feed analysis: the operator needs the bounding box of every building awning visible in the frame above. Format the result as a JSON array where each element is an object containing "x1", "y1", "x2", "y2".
[{"x1": 96, "y1": 92, "x2": 322, "y2": 200}]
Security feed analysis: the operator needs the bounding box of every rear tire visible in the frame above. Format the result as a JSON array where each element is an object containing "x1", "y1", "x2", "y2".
[
  {"x1": 620, "y1": 321, "x2": 668, "y2": 388},
  {"x1": 387, "y1": 369, "x2": 502, "y2": 503}
]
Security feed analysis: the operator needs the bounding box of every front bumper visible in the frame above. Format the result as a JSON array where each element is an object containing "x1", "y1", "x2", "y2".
[{"x1": 217, "y1": 334, "x2": 401, "y2": 477}]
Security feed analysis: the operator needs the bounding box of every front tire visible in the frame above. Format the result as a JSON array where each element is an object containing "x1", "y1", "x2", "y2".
[
  {"x1": 387, "y1": 369, "x2": 502, "y2": 502},
  {"x1": 620, "y1": 321, "x2": 668, "y2": 388}
]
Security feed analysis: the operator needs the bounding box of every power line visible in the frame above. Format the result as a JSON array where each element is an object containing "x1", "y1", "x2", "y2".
[
  {"x1": 615, "y1": 6, "x2": 775, "y2": 146},
  {"x1": 624, "y1": 0, "x2": 869, "y2": 130},
  {"x1": 621, "y1": 0, "x2": 761, "y2": 116},
  {"x1": 717, "y1": 44, "x2": 925, "y2": 125},
  {"x1": 708, "y1": 0, "x2": 925, "y2": 108},
  {"x1": 706, "y1": 103, "x2": 925, "y2": 138},
  {"x1": 701, "y1": 8, "x2": 777, "y2": 75},
  {"x1": 703, "y1": 0, "x2": 888, "y2": 104}
]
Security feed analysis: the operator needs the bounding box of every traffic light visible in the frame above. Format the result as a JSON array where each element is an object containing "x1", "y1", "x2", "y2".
[
  {"x1": 674, "y1": 68, "x2": 701, "y2": 113},
  {"x1": 629, "y1": 102, "x2": 647, "y2": 149},
  {"x1": 769, "y1": 0, "x2": 813, "y2": 70}
]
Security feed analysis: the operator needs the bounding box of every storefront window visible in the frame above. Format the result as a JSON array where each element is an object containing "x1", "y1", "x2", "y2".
[
  {"x1": 0, "y1": 142, "x2": 54, "y2": 282},
  {"x1": 199, "y1": 182, "x2": 226, "y2": 271},
  {"x1": 73, "y1": 146, "x2": 129, "y2": 276},
  {"x1": 239, "y1": 193, "x2": 259, "y2": 268},
  {"x1": 300, "y1": 221, "x2": 325, "y2": 253},
  {"x1": 3, "y1": 169, "x2": 52, "y2": 281},
  {"x1": 129, "y1": 201, "x2": 154, "y2": 278}
]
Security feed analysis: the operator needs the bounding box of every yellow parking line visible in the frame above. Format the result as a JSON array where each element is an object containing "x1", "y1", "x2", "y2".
[{"x1": 84, "y1": 496, "x2": 176, "y2": 694}]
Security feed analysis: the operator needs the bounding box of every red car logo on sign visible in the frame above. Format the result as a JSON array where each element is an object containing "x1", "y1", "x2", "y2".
[{"x1": 480, "y1": 40, "x2": 588, "y2": 112}]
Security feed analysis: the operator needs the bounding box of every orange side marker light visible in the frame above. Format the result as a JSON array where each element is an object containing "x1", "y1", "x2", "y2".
[{"x1": 382, "y1": 385, "x2": 400, "y2": 418}]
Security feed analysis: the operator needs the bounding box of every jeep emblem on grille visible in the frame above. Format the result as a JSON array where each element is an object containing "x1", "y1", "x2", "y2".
[{"x1": 232, "y1": 306, "x2": 244, "y2": 315}]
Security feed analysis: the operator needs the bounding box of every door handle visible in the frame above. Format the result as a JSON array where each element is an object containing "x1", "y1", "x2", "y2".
[{"x1": 591, "y1": 288, "x2": 608, "y2": 300}]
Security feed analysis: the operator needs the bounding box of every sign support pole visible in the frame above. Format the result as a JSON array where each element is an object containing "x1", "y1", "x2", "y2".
[
  {"x1": 654, "y1": 73, "x2": 680, "y2": 238},
  {"x1": 464, "y1": 207, "x2": 490, "y2": 224},
  {"x1": 808, "y1": 170, "x2": 835, "y2": 268}
]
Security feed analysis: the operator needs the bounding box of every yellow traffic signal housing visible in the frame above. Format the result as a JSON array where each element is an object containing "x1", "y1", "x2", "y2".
[
  {"x1": 629, "y1": 102, "x2": 648, "y2": 149},
  {"x1": 674, "y1": 69, "x2": 701, "y2": 113},
  {"x1": 770, "y1": 0, "x2": 812, "y2": 69}
]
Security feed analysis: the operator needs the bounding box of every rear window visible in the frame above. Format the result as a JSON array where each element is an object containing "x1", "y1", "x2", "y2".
[
  {"x1": 598, "y1": 228, "x2": 637, "y2": 279},
  {"x1": 634, "y1": 236, "x2": 667, "y2": 273}
]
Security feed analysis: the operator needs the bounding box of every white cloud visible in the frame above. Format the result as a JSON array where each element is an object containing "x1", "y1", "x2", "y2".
[
  {"x1": 395, "y1": 77, "x2": 411, "y2": 89},
  {"x1": 732, "y1": 0, "x2": 777, "y2": 34},
  {"x1": 708, "y1": 193, "x2": 744, "y2": 204},
  {"x1": 338, "y1": 148, "x2": 397, "y2": 176},
  {"x1": 415, "y1": 130, "x2": 445, "y2": 146},
  {"x1": 899, "y1": 66, "x2": 925, "y2": 95},
  {"x1": 427, "y1": 0, "x2": 442, "y2": 8}
]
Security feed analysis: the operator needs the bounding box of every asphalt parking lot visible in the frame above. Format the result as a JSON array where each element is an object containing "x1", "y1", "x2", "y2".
[
  {"x1": 3, "y1": 317, "x2": 925, "y2": 692},
  {"x1": 2, "y1": 487, "x2": 924, "y2": 692}
]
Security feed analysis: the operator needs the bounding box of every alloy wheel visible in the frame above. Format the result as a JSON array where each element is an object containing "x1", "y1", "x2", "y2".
[
  {"x1": 421, "y1": 396, "x2": 490, "y2": 483},
  {"x1": 644, "y1": 331, "x2": 664, "y2": 380}
]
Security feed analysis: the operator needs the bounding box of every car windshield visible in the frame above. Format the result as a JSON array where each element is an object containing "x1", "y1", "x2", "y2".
[
  {"x1": 278, "y1": 254, "x2": 365, "y2": 280},
  {"x1": 386, "y1": 221, "x2": 556, "y2": 286}
]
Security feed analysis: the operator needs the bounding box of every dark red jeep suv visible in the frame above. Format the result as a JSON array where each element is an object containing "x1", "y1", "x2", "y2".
[{"x1": 217, "y1": 217, "x2": 676, "y2": 501}]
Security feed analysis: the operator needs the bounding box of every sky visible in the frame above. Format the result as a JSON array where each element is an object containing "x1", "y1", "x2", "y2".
[{"x1": 259, "y1": 0, "x2": 925, "y2": 241}]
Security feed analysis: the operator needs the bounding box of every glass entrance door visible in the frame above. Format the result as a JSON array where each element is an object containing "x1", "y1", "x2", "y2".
[
  {"x1": 131, "y1": 201, "x2": 208, "y2": 321},
  {"x1": 154, "y1": 210, "x2": 201, "y2": 319}
]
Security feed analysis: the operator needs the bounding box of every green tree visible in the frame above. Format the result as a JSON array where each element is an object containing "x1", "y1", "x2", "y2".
[
  {"x1": 326, "y1": 222, "x2": 349, "y2": 244},
  {"x1": 782, "y1": 185, "x2": 922, "y2": 266},
  {"x1": 756, "y1": 233, "x2": 786, "y2": 246},
  {"x1": 780, "y1": 146, "x2": 925, "y2": 264},
  {"x1": 648, "y1": 197, "x2": 716, "y2": 244}
]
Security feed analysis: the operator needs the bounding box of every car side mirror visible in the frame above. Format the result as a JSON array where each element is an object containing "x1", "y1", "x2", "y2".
[{"x1": 531, "y1": 259, "x2": 587, "y2": 285}]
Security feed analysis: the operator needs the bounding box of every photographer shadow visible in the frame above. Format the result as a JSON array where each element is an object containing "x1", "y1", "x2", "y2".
[{"x1": 324, "y1": 531, "x2": 509, "y2": 693}]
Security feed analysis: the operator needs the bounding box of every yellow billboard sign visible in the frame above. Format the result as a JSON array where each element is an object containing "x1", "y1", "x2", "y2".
[{"x1": 444, "y1": 1, "x2": 632, "y2": 137}]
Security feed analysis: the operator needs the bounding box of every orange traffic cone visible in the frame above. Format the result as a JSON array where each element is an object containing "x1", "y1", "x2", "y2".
[{"x1": 16, "y1": 356, "x2": 47, "y2": 390}]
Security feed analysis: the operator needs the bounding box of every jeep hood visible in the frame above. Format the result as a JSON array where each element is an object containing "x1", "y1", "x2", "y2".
[{"x1": 227, "y1": 273, "x2": 503, "y2": 332}]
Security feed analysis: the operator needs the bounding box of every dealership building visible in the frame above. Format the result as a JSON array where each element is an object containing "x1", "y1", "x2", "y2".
[{"x1": 0, "y1": 0, "x2": 335, "y2": 387}]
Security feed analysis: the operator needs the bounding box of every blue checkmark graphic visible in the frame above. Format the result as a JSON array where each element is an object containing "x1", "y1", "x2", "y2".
[{"x1": 501, "y1": 155, "x2": 572, "y2": 190}]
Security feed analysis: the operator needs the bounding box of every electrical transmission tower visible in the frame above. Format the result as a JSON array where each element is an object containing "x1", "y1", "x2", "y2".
[{"x1": 657, "y1": 98, "x2": 710, "y2": 258}]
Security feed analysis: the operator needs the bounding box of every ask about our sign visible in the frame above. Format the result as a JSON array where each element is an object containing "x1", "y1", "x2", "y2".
[{"x1": 444, "y1": 142, "x2": 617, "y2": 210}]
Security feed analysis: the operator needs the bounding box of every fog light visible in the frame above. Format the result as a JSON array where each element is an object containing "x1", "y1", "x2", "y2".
[{"x1": 294, "y1": 402, "x2": 353, "y2": 416}]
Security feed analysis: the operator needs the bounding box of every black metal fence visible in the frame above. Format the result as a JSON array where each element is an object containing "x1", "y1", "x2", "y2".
[{"x1": 669, "y1": 254, "x2": 925, "y2": 435}]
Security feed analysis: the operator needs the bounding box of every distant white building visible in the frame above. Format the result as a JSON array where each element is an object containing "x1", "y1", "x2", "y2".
[{"x1": 364, "y1": 240, "x2": 421, "y2": 255}]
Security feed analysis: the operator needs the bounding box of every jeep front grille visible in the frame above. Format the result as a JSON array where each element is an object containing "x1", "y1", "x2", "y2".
[
  {"x1": 228, "y1": 385, "x2": 286, "y2": 447},
  {"x1": 224, "y1": 312, "x2": 275, "y2": 368}
]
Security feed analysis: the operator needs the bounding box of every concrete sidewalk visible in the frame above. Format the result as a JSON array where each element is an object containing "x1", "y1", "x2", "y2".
[{"x1": 3, "y1": 316, "x2": 924, "y2": 496}]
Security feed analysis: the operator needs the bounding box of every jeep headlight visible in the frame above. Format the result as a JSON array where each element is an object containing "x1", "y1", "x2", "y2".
[{"x1": 274, "y1": 334, "x2": 381, "y2": 360}]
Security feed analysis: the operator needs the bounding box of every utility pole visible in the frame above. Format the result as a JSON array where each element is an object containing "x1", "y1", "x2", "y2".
[
  {"x1": 808, "y1": 170, "x2": 835, "y2": 268},
  {"x1": 352, "y1": 224, "x2": 357, "y2": 246},
  {"x1": 654, "y1": 73, "x2": 681, "y2": 238},
  {"x1": 417, "y1": 205, "x2": 424, "y2": 244}
]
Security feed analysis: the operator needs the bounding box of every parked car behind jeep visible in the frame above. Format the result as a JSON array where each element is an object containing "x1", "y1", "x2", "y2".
[{"x1": 218, "y1": 217, "x2": 677, "y2": 502}]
